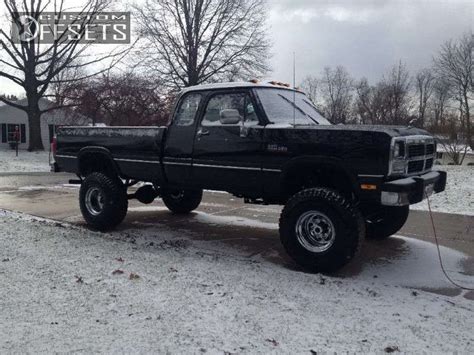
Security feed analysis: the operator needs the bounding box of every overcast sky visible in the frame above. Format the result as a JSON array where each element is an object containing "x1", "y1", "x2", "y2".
[
  {"x1": 1, "y1": 0, "x2": 473, "y2": 96},
  {"x1": 267, "y1": 0, "x2": 473, "y2": 85}
]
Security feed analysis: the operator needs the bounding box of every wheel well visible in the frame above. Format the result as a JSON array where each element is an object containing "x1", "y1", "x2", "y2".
[
  {"x1": 282, "y1": 163, "x2": 357, "y2": 199},
  {"x1": 78, "y1": 153, "x2": 119, "y2": 177}
]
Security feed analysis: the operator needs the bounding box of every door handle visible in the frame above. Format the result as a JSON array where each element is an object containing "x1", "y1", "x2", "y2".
[{"x1": 197, "y1": 128, "x2": 210, "y2": 137}]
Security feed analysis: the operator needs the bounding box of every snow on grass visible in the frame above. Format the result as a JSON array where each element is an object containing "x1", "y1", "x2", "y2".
[
  {"x1": 0, "y1": 149, "x2": 50, "y2": 173},
  {"x1": 0, "y1": 209, "x2": 473, "y2": 353},
  {"x1": 411, "y1": 166, "x2": 474, "y2": 216}
]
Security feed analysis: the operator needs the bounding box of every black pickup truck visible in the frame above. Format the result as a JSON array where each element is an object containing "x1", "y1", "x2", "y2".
[{"x1": 52, "y1": 82, "x2": 447, "y2": 272}]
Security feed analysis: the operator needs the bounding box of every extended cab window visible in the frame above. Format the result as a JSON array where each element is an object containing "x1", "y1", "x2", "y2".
[
  {"x1": 202, "y1": 93, "x2": 257, "y2": 126},
  {"x1": 256, "y1": 88, "x2": 331, "y2": 125},
  {"x1": 174, "y1": 93, "x2": 202, "y2": 126}
]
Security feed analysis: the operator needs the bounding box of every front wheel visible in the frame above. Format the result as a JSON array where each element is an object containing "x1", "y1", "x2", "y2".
[
  {"x1": 161, "y1": 188, "x2": 203, "y2": 214},
  {"x1": 365, "y1": 205, "x2": 409, "y2": 240},
  {"x1": 279, "y1": 188, "x2": 365, "y2": 273},
  {"x1": 79, "y1": 172, "x2": 128, "y2": 231}
]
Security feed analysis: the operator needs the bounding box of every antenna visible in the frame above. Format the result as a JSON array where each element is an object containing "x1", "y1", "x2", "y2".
[{"x1": 293, "y1": 52, "x2": 296, "y2": 127}]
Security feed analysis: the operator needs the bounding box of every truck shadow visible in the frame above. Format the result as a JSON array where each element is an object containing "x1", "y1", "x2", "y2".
[{"x1": 111, "y1": 208, "x2": 411, "y2": 277}]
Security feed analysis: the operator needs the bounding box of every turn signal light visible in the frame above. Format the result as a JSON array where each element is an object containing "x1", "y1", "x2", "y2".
[{"x1": 360, "y1": 184, "x2": 377, "y2": 190}]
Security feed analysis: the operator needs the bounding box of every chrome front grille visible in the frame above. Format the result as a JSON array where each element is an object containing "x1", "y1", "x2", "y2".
[
  {"x1": 405, "y1": 137, "x2": 436, "y2": 175},
  {"x1": 407, "y1": 143, "x2": 435, "y2": 158}
]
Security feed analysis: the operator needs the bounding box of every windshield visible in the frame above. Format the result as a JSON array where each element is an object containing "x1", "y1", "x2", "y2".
[{"x1": 255, "y1": 88, "x2": 331, "y2": 125}]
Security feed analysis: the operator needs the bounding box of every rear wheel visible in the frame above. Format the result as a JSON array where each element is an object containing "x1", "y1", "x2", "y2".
[
  {"x1": 365, "y1": 205, "x2": 409, "y2": 240},
  {"x1": 161, "y1": 188, "x2": 203, "y2": 214},
  {"x1": 279, "y1": 188, "x2": 365, "y2": 273},
  {"x1": 79, "y1": 172, "x2": 128, "y2": 231}
]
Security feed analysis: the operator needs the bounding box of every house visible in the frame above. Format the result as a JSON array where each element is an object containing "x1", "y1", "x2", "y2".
[
  {"x1": 435, "y1": 145, "x2": 474, "y2": 166},
  {"x1": 0, "y1": 98, "x2": 92, "y2": 150}
]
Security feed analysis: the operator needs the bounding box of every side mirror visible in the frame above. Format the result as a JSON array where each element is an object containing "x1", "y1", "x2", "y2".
[{"x1": 219, "y1": 109, "x2": 241, "y2": 125}]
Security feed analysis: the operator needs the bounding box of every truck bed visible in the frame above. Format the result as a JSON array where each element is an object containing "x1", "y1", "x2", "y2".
[{"x1": 55, "y1": 126, "x2": 167, "y2": 183}]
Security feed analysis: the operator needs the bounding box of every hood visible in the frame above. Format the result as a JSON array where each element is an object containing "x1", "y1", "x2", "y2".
[{"x1": 267, "y1": 123, "x2": 431, "y2": 138}]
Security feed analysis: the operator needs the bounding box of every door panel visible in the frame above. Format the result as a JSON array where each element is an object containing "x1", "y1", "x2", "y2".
[
  {"x1": 163, "y1": 93, "x2": 202, "y2": 185},
  {"x1": 192, "y1": 91, "x2": 264, "y2": 194}
]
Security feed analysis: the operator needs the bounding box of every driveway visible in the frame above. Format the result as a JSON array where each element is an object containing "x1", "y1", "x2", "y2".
[{"x1": 1, "y1": 172, "x2": 473, "y2": 298}]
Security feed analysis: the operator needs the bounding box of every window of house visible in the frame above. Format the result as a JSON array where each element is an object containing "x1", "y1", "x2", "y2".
[
  {"x1": 202, "y1": 93, "x2": 257, "y2": 126},
  {"x1": 437, "y1": 152, "x2": 443, "y2": 159},
  {"x1": 174, "y1": 93, "x2": 202, "y2": 126},
  {"x1": 1, "y1": 124, "x2": 26, "y2": 143}
]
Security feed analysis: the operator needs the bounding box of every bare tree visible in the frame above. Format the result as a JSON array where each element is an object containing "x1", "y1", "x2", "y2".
[
  {"x1": 300, "y1": 75, "x2": 318, "y2": 103},
  {"x1": 415, "y1": 68, "x2": 435, "y2": 127},
  {"x1": 382, "y1": 61, "x2": 412, "y2": 125},
  {"x1": 64, "y1": 72, "x2": 172, "y2": 126},
  {"x1": 354, "y1": 62, "x2": 413, "y2": 126},
  {"x1": 434, "y1": 33, "x2": 473, "y2": 148},
  {"x1": 430, "y1": 78, "x2": 451, "y2": 131},
  {"x1": 133, "y1": 0, "x2": 271, "y2": 89},
  {"x1": 318, "y1": 66, "x2": 354, "y2": 124},
  {"x1": 0, "y1": 0, "x2": 128, "y2": 150},
  {"x1": 438, "y1": 111, "x2": 470, "y2": 165}
]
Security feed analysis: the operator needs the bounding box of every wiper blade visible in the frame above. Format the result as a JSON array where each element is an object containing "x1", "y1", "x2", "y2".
[{"x1": 278, "y1": 94, "x2": 319, "y2": 125}]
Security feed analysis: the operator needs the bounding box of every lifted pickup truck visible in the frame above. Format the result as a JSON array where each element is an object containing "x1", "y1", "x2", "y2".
[{"x1": 53, "y1": 81, "x2": 447, "y2": 272}]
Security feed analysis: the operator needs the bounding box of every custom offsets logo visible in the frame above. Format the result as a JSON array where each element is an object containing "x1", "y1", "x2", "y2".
[{"x1": 12, "y1": 12, "x2": 130, "y2": 44}]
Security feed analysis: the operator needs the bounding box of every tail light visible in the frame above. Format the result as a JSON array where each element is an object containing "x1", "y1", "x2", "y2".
[{"x1": 51, "y1": 136, "x2": 57, "y2": 156}]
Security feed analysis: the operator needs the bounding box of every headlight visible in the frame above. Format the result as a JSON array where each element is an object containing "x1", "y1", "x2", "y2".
[
  {"x1": 389, "y1": 138, "x2": 407, "y2": 176},
  {"x1": 391, "y1": 160, "x2": 407, "y2": 174},
  {"x1": 393, "y1": 141, "x2": 405, "y2": 158}
]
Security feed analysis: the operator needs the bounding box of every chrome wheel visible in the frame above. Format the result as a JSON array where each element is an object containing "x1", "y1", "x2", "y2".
[
  {"x1": 295, "y1": 211, "x2": 335, "y2": 252},
  {"x1": 85, "y1": 187, "x2": 105, "y2": 216}
]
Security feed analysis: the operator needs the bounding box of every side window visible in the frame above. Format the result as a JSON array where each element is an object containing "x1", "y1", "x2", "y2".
[
  {"x1": 174, "y1": 93, "x2": 201, "y2": 126},
  {"x1": 245, "y1": 97, "x2": 258, "y2": 125},
  {"x1": 202, "y1": 93, "x2": 257, "y2": 126}
]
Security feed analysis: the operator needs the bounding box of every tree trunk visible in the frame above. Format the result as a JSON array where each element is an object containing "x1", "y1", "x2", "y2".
[
  {"x1": 463, "y1": 89, "x2": 472, "y2": 149},
  {"x1": 26, "y1": 95, "x2": 44, "y2": 151}
]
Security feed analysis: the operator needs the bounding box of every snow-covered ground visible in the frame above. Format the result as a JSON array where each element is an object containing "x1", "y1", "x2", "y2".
[
  {"x1": 1, "y1": 209, "x2": 473, "y2": 353},
  {"x1": 0, "y1": 149, "x2": 50, "y2": 173},
  {"x1": 411, "y1": 166, "x2": 474, "y2": 216}
]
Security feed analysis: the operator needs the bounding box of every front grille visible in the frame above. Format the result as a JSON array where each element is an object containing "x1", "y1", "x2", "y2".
[
  {"x1": 408, "y1": 144, "x2": 425, "y2": 157},
  {"x1": 426, "y1": 144, "x2": 435, "y2": 155},
  {"x1": 408, "y1": 160, "x2": 424, "y2": 173},
  {"x1": 425, "y1": 158, "x2": 433, "y2": 170},
  {"x1": 404, "y1": 139, "x2": 436, "y2": 174}
]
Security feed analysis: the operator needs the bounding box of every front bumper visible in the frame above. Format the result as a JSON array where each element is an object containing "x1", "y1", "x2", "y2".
[{"x1": 381, "y1": 171, "x2": 447, "y2": 206}]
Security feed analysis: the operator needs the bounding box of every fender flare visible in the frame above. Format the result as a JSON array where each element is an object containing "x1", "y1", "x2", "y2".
[
  {"x1": 279, "y1": 155, "x2": 360, "y2": 195},
  {"x1": 77, "y1": 146, "x2": 121, "y2": 176}
]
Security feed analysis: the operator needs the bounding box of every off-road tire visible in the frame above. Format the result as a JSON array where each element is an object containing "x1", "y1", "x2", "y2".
[
  {"x1": 162, "y1": 188, "x2": 203, "y2": 214},
  {"x1": 79, "y1": 172, "x2": 128, "y2": 231},
  {"x1": 279, "y1": 188, "x2": 365, "y2": 273},
  {"x1": 366, "y1": 205, "x2": 409, "y2": 240}
]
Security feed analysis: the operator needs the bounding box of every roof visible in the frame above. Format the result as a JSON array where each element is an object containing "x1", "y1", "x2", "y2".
[{"x1": 180, "y1": 81, "x2": 298, "y2": 94}]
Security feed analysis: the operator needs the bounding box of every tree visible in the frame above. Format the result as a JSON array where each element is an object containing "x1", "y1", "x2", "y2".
[
  {"x1": 430, "y1": 78, "x2": 451, "y2": 131},
  {"x1": 300, "y1": 75, "x2": 318, "y2": 103},
  {"x1": 0, "y1": 0, "x2": 128, "y2": 150},
  {"x1": 318, "y1": 66, "x2": 354, "y2": 124},
  {"x1": 434, "y1": 33, "x2": 473, "y2": 149},
  {"x1": 0, "y1": 93, "x2": 19, "y2": 102},
  {"x1": 64, "y1": 72, "x2": 172, "y2": 126},
  {"x1": 439, "y1": 112, "x2": 470, "y2": 165},
  {"x1": 355, "y1": 62, "x2": 413, "y2": 126},
  {"x1": 382, "y1": 61, "x2": 412, "y2": 125},
  {"x1": 415, "y1": 68, "x2": 435, "y2": 127},
  {"x1": 134, "y1": 0, "x2": 270, "y2": 89}
]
